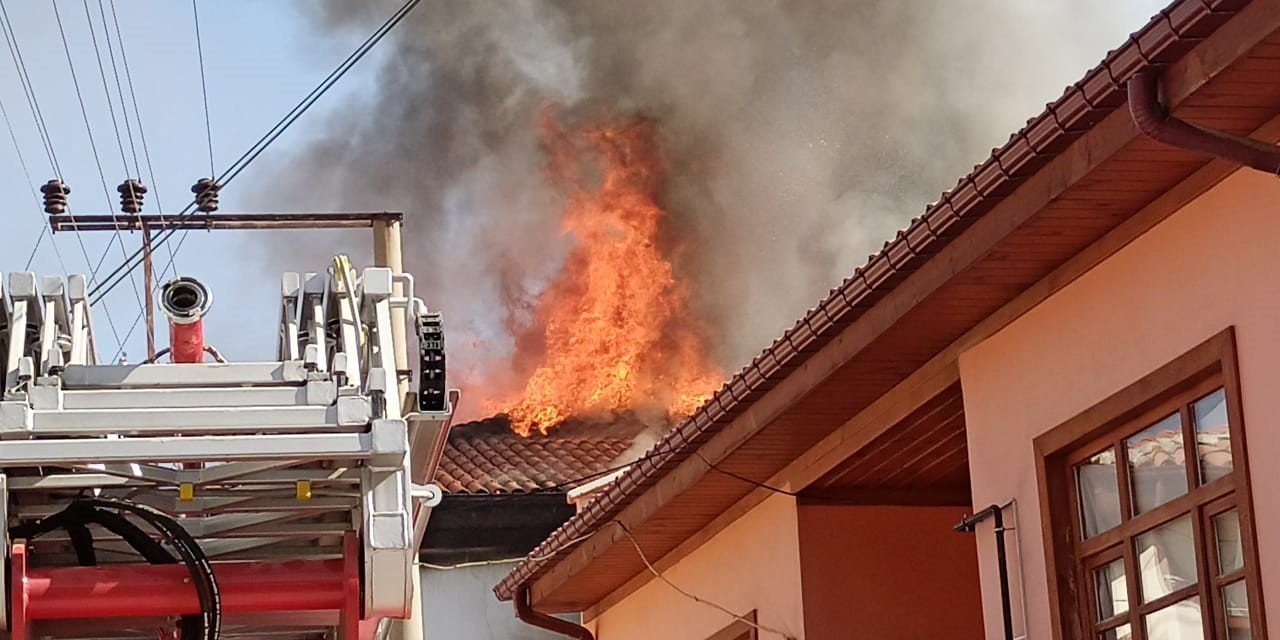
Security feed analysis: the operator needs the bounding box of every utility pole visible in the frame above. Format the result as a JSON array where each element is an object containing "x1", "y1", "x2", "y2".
[
  {"x1": 141, "y1": 223, "x2": 156, "y2": 361},
  {"x1": 373, "y1": 217, "x2": 426, "y2": 640}
]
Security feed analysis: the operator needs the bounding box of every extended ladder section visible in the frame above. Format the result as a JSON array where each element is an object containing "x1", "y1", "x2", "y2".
[{"x1": 0, "y1": 263, "x2": 456, "y2": 640}]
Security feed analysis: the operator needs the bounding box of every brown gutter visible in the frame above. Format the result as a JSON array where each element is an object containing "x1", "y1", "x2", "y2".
[
  {"x1": 1128, "y1": 70, "x2": 1280, "y2": 174},
  {"x1": 515, "y1": 585, "x2": 596, "y2": 640}
]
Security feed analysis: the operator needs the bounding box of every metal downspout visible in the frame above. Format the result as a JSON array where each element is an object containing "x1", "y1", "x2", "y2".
[
  {"x1": 1128, "y1": 70, "x2": 1280, "y2": 174},
  {"x1": 514, "y1": 585, "x2": 595, "y2": 640},
  {"x1": 955, "y1": 504, "x2": 1014, "y2": 640}
]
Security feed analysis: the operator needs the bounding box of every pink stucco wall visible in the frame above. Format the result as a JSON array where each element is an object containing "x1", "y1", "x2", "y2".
[
  {"x1": 588, "y1": 494, "x2": 806, "y2": 640},
  {"x1": 797, "y1": 505, "x2": 985, "y2": 640},
  {"x1": 958, "y1": 169, "x2": 1280, "y2": 638}
]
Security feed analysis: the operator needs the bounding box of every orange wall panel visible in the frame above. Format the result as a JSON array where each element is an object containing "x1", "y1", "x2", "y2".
[{"x1": 797, "y1": 504, "x2": 984, "y2": 640}]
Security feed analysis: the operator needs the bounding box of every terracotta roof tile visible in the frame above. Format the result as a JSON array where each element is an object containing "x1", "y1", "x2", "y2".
[{"x1": 435, "y1": 416, "x2": 649, "y2": 495}]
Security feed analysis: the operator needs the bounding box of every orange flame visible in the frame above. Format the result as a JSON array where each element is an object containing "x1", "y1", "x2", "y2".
[{"x1": 499, "y1": 115, "x2": 722, "y2": 436}]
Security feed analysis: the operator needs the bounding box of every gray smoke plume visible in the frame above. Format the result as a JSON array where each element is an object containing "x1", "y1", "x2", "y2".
[{"x1": 250, "y1": 0, "x2": 1163, "y2": 419}]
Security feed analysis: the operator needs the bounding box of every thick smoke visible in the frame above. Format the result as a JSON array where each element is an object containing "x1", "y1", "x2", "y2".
[{"x1": 253, "y1": 0, "x2": 1161, "y2": 418}]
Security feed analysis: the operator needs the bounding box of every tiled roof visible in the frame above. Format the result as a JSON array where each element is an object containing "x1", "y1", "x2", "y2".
[{"x1": 435, "y1": 416, "x2": 648, "y2": 495}]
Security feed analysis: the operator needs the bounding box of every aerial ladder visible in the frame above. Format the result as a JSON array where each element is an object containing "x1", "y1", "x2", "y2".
[{"x1": 0, "y1": 210, "x2": 457, "y2": 640}]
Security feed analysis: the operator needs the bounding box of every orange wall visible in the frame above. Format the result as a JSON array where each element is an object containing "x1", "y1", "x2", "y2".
[
  {"x1": 958, "y1": 169, "x2": 1280, "y2": 638},
  {"x1": 796, "y1": 505, "x2": 984, "y2": 640},
  {"x1": 588, "y1": 494, "x2": 806, "y2": 640}
]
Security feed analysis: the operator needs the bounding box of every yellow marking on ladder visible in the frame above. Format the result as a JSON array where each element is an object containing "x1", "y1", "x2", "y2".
[
  {"x1": 179, "y1": 483, "x2": 195, "y2": 502},
  {"x1": 297, "y1": 480, "x2": 312, "y2": 501}
]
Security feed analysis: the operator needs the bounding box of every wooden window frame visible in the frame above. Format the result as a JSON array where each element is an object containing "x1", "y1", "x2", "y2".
[
  {"x1": 1034, "y1": 328, "x2": 1267, "y2": 640},
  {"x1": 705, "y1": 611, "x2": 758, "y2": 640}
]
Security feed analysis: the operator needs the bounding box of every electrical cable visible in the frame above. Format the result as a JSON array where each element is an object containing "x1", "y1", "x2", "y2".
[
  {"x1": 117, "y1": 0, "x2": 217, "y2": 358},
  {"x1": 83, "y1": 497, "x2": 222, "y2": 640},
  {"x1": 2, "y1": 92, "x2": 71, "y2": 273},
  {"x1": 192, "y1": 0, "x2": 213, "y2": 177},
  {"x1": 107, "y1": 0, "x2": 177, "y2": 272},
  {"x1": 100, "y1": 0, "x2": 176, "y2": 358},
  {"x1": 616, "y1": 521, "x2": 798, "y2": 640},
  {"x1": 97, "y1": 0, "x2": 425, "y2": 359},
  {"x1": 88, "y1": 0, "x2": 424, "y2": 306},
  {"x1": 693, "y1": 450, "x2": 802, "y2": 497},
  {"x1": 11, "y1": 498, "x2": 220, "y2": 640},
  {"x1": 437, "y1": 416, "x2": 823, "y2": 524},
  {"x1": 82, "y1": 0, "x2": 131, "y2": 179},
  {"x1": 2, "y1": 0, "x2": 126, "y2": 350},
  {"x1": 94, "y1": 0, "x2": 141, "y2": 178},
  {"x1": 52, "y1": 0, "x2": 136, "y2": 354},
  {"x1": 0, "y1": 0, "x2": 61, "y2": 177}
]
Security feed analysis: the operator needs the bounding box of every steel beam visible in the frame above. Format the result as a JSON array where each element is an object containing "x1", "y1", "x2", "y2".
[
  {"x1": 59, "y1": 385, "x2": 322, "y2": 410},
  {"x1": 60, "y1": 361, "x2": 308, "y2": 388},
  {"x1": 28, "y1": 466, "x2": 360, "y2": 489},
  {"x1": 26, "y1": 404, "x2": 365, "y2": 436},
  {"x1": 0, "y1": 431, "x2": 377, "y2": 465}
]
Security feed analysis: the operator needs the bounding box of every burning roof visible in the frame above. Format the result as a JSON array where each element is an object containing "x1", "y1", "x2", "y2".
[
  {"x1": 436, "y1": 415, "x2": 654, "y2": 495},
  {"x1": 484, "y1": 115, "x2": 723, "y2": 436}
]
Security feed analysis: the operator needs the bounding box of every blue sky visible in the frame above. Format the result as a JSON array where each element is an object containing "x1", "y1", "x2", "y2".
[
  {"x1": 0, "y1": 1, "x2": 1169, "y2": 365},
  {"x1": 0, "y1": 0, "x2": 385, "y2": 362}
]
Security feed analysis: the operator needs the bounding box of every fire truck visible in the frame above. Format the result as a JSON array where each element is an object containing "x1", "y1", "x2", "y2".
[{"x1": 0, "y1": 211, "x2": 456, "y2": 640}]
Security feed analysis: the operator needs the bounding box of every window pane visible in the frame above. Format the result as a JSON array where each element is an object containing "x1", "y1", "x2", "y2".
[
  {"x1": 1136, "y1": 515, "x2": 1198, "y2": 603},
  {"x1": 1077, "y1": 449, "x2": 1121, "y2": 538},
  {"x1": 1222, "y1": 580, "x2": 1251, "y2": 640},
  {"x1": 1193, "y1": 389, "x2": 1232, "y2": 484},
  {"x1": 1214, "y1": 510, "x2": 1244, "y2": 575},
  {"x1": 1095, "y1": 558, "x2": 1129, "y2": 620},
  {"x1": 1128, "y1": 413, "x2": 1188, "y2": 515},
  {"x1": 1101, "y1": 624, "x2": 1133, "y2": 640},
  {"x1": 1143, "y1": 597, "x2": 1203, "y2": 640}
]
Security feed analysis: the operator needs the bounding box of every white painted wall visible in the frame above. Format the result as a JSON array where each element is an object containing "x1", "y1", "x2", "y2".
[{"x1": 421, "y1": 564, "x2": 576, "y2": 640}]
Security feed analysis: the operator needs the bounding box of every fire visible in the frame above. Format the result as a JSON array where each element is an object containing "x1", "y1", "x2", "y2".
[{"x1": 499, "y1": 115, "x2": 722, "y2": 436}]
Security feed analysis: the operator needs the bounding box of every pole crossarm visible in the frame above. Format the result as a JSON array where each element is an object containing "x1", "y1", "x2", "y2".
[{"x1": 48, "y1": 211, "x2": 405, "y2": 233}]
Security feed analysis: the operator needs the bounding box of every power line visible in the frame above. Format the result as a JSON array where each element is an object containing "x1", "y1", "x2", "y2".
[
  {"x1": 89, "y1": 0, "x2": 424, "y2": 308},
  {"x1": 0, "y1": 0, "x2": 61, "y2": 177},
  {"x1": 616, "y1": 522, "x2": 798, "y2": 640},
  {"x1": 693, "y1": 451, "x2": 802, "y2": 496},
  {"x1": 2, "y1": 0, "x2": 114, "y2": 312},
  {"x1": 51, "y1": 0, "x2": 132, "y2": 352},
  {"x1": 107, "y1": 0, "x2": 216, "y2": 361},
  {"x1": 107, "y1": 0, "x2": 177, "y2": 274},
  {"x1": 436, "y1": 425, "x2": 823, "y2": 524},
  {"x1": 192, "y1": 0, "x2": 213, "y2": 177},
  {"x1": 2, "y1": 93, "x2": 70, "y2": 273},
  {"x1": 81, "y1": 0, "x2": 130, "y2": 178},
  {"x1": 95, "y1": 0, "x2": 141, "y2": 179}
]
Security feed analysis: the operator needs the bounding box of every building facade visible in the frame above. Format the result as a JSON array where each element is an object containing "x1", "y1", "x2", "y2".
[{"x1": 494, "y1": 1, "x2": 1280, "y2": 638}]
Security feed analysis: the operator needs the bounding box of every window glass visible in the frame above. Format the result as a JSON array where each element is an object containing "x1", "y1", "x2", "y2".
[
  {"x1": 1128, "y1": 413, "x2": 1188, "y2": 515},
  {"x1": 1136, "y1": 515, "x2": 1198, "y2": 603},
  {"x1": 1222, "y1": 580, "x2": 1250, "y2": 640},
  {"x1": 1095, "y1": 558, "x2": 1128, "y2": 620},
  {"x1": 1143, "y1": 597, "x2": 1203, "y2": 640},
  {"x1": 1101, "y1": 624, "x2": 1133, "y2": 640},
  {"x1": 1193, "y1": 389, "x2": 1232, "y2": 485},
  {"x1": 1214, "y1": 511, "x2": 1243, "y2": 576},
  {"x1": 1078, "y1": 449, "x2": 1121, "y2": 537}
]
